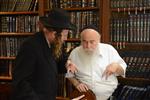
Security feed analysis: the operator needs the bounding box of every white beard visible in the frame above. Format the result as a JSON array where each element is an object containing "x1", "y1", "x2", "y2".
[
  {"x1": 84, "y1": 49, "x2": 94, "y2": 55},
  {"x1": 82, "y1": 47, "x2": 98, "y2": 56}
]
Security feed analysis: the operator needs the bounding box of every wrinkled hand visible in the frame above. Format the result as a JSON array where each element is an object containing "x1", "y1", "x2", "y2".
[
  {"x1": 102, "y1": 62, "x2": 120, "y2": 80},
  {"x1": 76, "y1": 83, "x2": 89, "y2": 92},
  {"x1": 72, "y1": 94, "x2": 85, "y2": 100},
  {"x1": 66, "y1": 60, "x2": 78, "y2": 73}
]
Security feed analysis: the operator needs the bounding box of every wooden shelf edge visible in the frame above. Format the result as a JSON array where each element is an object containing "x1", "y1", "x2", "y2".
[
  {"x1": 117, "y1": 76, "x2": 150, "y2": 87},
  {"x1": 118, "y1": 77, "x2": 150, "y2": 82},
  {"x1": 65, "y1": 7, "x2": 99, "y2": 11},
  {"x1": 0, "y1": 56, "x2": 16, "y2": 60},
  {"x1": 0, "y1": 76, "x2": 12, "y2": 81},
  {"x1": 110, "y1": 42, "x2": 150, "y2": 51},
  {"x1": 111, "y1": 7, "x2": 150, "y2": 12},
  {"x1": 111, "y1": 42, "x2": 150, "y2": 46},
  {"x1": 0, "y1": 32, "x2": 34, "y2": 36},
  {"x1": 0, "y1": 11, "x2": 39, "y2": 15},
  {"x1": 45, "y1": 7, "x2": 99, "y2": 12}
]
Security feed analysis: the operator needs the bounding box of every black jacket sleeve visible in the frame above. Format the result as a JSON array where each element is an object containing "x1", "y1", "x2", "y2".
[{"x1": 12, "y1": 41, "x2": 39, "y2": 100}]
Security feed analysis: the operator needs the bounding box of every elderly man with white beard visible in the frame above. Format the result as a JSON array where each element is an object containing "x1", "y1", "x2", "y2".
[{"x1": 66, "y1": 25, "x2": 127, "y2": 100}]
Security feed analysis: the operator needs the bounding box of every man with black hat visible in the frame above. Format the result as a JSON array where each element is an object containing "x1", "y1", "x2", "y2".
[{"x1": 12, "y1": 8, "x2": 75, "y2": 100}]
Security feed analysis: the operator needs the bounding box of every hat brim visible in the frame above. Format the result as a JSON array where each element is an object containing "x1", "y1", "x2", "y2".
[{"x1": 39, "y1": 16, "x2": 76, "y2": 30}]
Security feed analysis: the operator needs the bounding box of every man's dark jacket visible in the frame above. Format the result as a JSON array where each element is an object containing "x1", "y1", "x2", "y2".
[{"x1": 12, "y1": 32, "x2": 66, "y2": 100}]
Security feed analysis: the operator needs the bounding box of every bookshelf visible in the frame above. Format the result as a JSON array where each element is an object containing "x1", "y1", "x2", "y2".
[
  {"x1": 2, "y1": 0, "x2": 149, "y2": 99},
  {"x1": 102, "y1": 0, "x2": 150, "y2": 99},
  {"x1": 0, "y1": 0, "x2": 47, "y2": 82},
  {"x1": 0, "y1": 0, "x2": 43, "y2": 99},
  {"x1": 0, "y1": 14, "x2": 39, "y2": 81},
  {"x1": 0, "y1": 0, "x2": 101, "y2": 99},
  {"x1": 44, "y1": 0, "x2": 150, "y2": 99}
]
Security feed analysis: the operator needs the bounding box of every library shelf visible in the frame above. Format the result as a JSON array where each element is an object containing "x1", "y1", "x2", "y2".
[
  {"x1": 65, "y1": 38, "x2": 80, "y2": 42},
  {"x1": 0, "y1": 76, "x2": 12, "y2": 81},
  {"x1": 104, "y1": 0, "x2": 150, "y2": 98},
  {"x1": 0, "y1": 32, "x2": 34, "y2": 36},
  {"x1": 45, "y1": 7, "x2": 99, "y2": 12},
  {"x1": 65, "y1": 7, "x2": 99, "y2": 11},
  {"x1": 0, "y1": 57, "x2": 16, "y2": 60},
  {"x1": 0, "y1": 11, "x2": 39, "y2": 15},
  {"x1": 111, "y1": 7, "x2": 150, "y2": 12},
  {"x1": 111, "y1": 42, "x2": 150, "y2": 50},
  {"x1": 117, "y1": 76, "x2": 150, "y2": 87}
]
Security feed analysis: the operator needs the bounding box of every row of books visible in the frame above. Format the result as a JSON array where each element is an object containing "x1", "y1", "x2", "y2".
[
  {"x1": 110, "y1": 0, "x2": 150, "y2": 8},
  {"x1": 67, "y1": 31, "x2": 80, "y2": 39},
  {"x1": 0, "y1": 15, "x2": 39, "y2": 33},
  {"x1": 110, "y1": 13, "x2": 150, "y2": 43},
  {"x1": 113, "y1": 85, "x2": 149, "y2": 100},
  {"x1": 0, "y1": 11, "x2": 98, "y2": 35},
  {"x1": 46, "y1": 0, "x2": 97, "y2": 9},
  {"x1": 120, "y1": 51, "x2": 150, "y2": 79},
  {"x1": 120, "y1": 51, "x2": 150, "y2": 59},
  {"x1": 126, "y1": 65, "x2": 150, "y2": 79},
  {"x1": 123, "y1": 57, "x2": 149, "y2": 67},
  {"x1": 64, "y1": 42, "x2": 80, "y2": 53},
  {"x1": 0, "y1": 0, "x2": 38, "y2": 12},
  {"x1": 0, "y1": 37, "x2": 27, "y2": 57},
  {"x1": 70, "y1": 11, "x2": 99, "y2": 35},
  {"x1": 0, "y1": 36, "x2": 80, "y2": 57},
  {"x1": 111, "y1": 42, "x2": 127, "y2": 50},
  {"x1": 0, "y1": 60, "x2": 14, "y2": 77}
]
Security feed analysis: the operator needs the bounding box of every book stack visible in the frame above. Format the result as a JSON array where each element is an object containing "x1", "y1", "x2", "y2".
[
  {"x1": 0, "y1": 0, "x2": 38, "y2": 11},
  {"x1": 120, "y1": 51, "x2": 150, "y2": 79},
  {"x1": 112, "y1": 84, "x2": 150, "y2": 100}
]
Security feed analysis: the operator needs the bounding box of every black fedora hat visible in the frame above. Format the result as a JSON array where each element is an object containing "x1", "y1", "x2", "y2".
[{"x1": 39, "y1": 8, "x2": 76, "y2": 30}]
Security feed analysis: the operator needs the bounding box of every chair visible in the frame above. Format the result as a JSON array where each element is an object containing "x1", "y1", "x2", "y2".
[{"x1": 0, "y1": 83, "x2": 12, "y2": 100}]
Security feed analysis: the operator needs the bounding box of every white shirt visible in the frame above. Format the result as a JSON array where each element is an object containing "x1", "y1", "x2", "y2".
[{"x1": 68, "y1": 43, "x2": 127, "y2": 99}]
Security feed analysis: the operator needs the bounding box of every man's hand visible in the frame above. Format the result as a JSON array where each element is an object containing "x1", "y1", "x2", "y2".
[
  {"x1": 66, "y1": 60, "x2": 78, "y2": 73},
  {"x1": 76, "y1": 83, "x2": 89, "y2": 92},
  {"x1": 102, "y1": 62, "x2": 124, "y2": 79}
]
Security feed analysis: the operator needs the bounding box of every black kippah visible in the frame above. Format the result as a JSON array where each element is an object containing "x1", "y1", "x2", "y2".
[{"x1": 81, "y1": 24, "x2": 99, "y2": 33}]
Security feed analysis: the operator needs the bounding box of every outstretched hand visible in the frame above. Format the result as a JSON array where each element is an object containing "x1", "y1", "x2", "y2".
[
  {"x1": 66, "y1": 60, "x2": 78, "y2": 73},
  {"x1": 102, "y1": 62, "x2": 123, "y2": 79}
]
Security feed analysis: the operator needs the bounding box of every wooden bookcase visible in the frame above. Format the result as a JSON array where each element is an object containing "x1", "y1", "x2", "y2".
[
  {"x1": 0, "y1": 0, "x2": 44, "y2": 99},
  {"x1": 102, "y1": 0, "x2": 150, "y2": 99},
  {"x1": 0, "y1": 0, "x2": 43, "y2": 81},
  {"x1": 1, "y1": 0, "x2": 149, "y2": 99}
]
